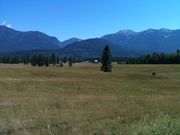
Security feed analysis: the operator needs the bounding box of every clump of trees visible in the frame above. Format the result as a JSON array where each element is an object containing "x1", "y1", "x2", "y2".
[
  {"x1": 0, "y1": 53, "x2": 79, "y2": 67},
  {"x1": 117, "y1": 49, "x2": 180, "y2": 64},
  {"x1": 1, "y1": 49, "x2": 180, "y2": 67},
  {"x1": 100, "y1": 45, "x2": 112, "y2": 72}
]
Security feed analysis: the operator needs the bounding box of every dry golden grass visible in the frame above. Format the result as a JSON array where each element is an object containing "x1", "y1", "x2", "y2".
[{"x1": 0, "y1": 63, "x2": 180, "y2": 135}]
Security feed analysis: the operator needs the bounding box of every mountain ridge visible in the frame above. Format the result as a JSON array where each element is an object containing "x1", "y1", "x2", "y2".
[
  {"x1": 102, "y1": 28, "x2": 180, "y2": 53},
  {"x1": 62, "y1": 38, "x2": 82, "y2": 47},
  {"x1": 1, "y1": 26, "x2": 180, "y2": 58},
  {"x1": 57, "y1": 38, "x2": 139, "y2": 58},
  {"x1": 0, "y1": 25, "x2": 62, "y2": 52}
]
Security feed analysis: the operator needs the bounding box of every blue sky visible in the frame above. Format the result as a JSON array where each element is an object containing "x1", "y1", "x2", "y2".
[{"x1": 0, "y1": 0, "x2": 180, "y2": 41}]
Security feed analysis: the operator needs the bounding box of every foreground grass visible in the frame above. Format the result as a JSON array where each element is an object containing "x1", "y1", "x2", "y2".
[{"x1": 0, "y1": 64, "x2": 180, "y2": 135}]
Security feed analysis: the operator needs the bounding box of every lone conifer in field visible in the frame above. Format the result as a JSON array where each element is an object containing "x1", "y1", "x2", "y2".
[{"x1": 101, "y1": 45, "x2": 112, "y2": 72}]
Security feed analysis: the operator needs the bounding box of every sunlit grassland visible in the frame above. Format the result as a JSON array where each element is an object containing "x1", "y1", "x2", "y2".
[{"x1": 0, "y1": 63, "x2": 180, "y2": 135}]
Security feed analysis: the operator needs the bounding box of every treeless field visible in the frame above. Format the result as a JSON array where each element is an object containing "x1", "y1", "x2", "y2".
[{"x1": 0, "y1": 63, "x2": 180, "y2": 135}]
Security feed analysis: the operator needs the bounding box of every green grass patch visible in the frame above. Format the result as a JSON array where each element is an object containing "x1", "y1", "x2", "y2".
[{"x1": 0, "y1": 64, "x2": 180, "y2": 134}]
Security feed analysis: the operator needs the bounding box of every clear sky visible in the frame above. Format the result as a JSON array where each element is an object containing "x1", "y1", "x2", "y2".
[{"x1": 0, "y1": 0, "x2": 180, "y2": 41}]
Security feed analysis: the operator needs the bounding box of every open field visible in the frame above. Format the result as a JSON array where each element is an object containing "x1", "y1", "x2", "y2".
[{"x1": 0, "y1": 63, "x2": 180, "y2": 135}]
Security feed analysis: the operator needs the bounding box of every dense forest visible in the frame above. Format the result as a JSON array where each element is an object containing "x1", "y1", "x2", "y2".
[
  {"x1": 0, "y1": 53, "x2": 77, "y2": 67},
  {"x1": 0, "y1": 49, "x2": 180, "y2": 66},
  {"x1": 117, "y1": 49, "x2": 180, "y2": 64}
]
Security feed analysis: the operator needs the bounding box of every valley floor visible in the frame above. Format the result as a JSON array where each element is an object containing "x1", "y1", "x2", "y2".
[{"x1": 0, "y1": 63, "x2": 180, "y2": 135}]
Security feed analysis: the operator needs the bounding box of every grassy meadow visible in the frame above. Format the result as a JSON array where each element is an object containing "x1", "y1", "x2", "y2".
[{"x1": 0, "y1": 63, "x2": 180, "y2": 135}]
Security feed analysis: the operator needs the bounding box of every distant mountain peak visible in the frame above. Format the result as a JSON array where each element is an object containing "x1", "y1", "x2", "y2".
[
  {"x1": 142, "y1": 28, "x2": 157, "y2": 33},
  {"x1": 0, "y1": 25, "x2": 6, "y2": 27},
  {"x1": 143, "y1": 28, "x2": 172, "y2": 33},
  {"x1": 62, "y1": 37, "x2": 82, "y2": 47},
  {"x1": 0, "y1": 26, "x2": 62, "y2": 52},
  {"x1": 159, "y1": 28, "x2": 171, "y2": 33},
  {"x1": 0, "y1": 25, "x2": 13, "y2": 31},
  {"x1": 102, "y1": 28, "x2": 180, "y2": 54},
  {"x1": 66, "y1": 37, "x2": 81, "y2": 41},
  {"x1": 116, "y1": 29, "x2": 136, "y2": 35}
]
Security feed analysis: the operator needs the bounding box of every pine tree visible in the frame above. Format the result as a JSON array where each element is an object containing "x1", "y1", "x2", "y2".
[
  {"x1": 22, "y1": 56, "x2": 30, "y2": 65},
  {"x1": 45, "y1": 57, "x2": 49, "y2": 67},
  {"x1": 30, "y1": 55, "x2": 37, "y2": 67},
  {"x1": 63, "y1": 56, "x2": 67, "y2": 63},
  {"x1": 37, "y1": 54, "x2": 45, "y2": 67},
  {"x1": 51, "y1": 53, "x2": 56, "y2": 67},
  {"x1": 100, "y1": 45, "x2": 112, "y2": 72},
  {"x1": 68, "y1": 57, "x2": 72, "y2": 67}
]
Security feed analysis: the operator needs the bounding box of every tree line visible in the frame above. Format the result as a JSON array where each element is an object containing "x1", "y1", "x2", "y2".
[
  {"x1": 117, "y1": 49, "x2": 180, "y2": 64},
  {"x1": 0, "y1": 53, "x2": 76, "y2": 67},
  {"x1": 1, "y1": 50, "x2": 180, "y2": 66},
  {"x1": 1, "y1": 48, "x2": 180, "y2": 69},
  {"x1": 0, "y1": 46, "x2": 113, "y2": 72}
]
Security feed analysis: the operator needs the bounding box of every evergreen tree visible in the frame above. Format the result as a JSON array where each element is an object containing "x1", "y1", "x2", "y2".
[
  {"x1": 45, "y1": 57, "x2": 49, "y2": 67},
  {"x1": 63, "y1": 56, "x2": 67, "y2": 63},
  {"x1": 68, "y1": 57, "x2": 73, "y2": 67},
  {"x1": 51, "y1": 53, "x2": 56, "y2": 67},
  {"x1": 101, "y1": 45, "x2": 112, "y2": 72},
  {"x1": 22, "y1": 56, "x2": 30, "y2": 65},
  {"x1": 30, "y1": 55, "x2": 37, "y2": 66},
  {"x1": 37, "y1": 54, "x2": 45, "y2": 66}
]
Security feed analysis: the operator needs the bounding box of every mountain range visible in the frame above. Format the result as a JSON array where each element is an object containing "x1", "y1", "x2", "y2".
[
  {"x1": 0, "y1": 26, "x2": 62, "y2": 52},
  {"x1": 0, "y1": 25, "x2": 180, "y2": 58},
  {"x1": 58, "y1": 38, "x2": 139, "y2": 58},
  {"x1": 102, "y1": 28, "x2": 180, "y2": 53}
]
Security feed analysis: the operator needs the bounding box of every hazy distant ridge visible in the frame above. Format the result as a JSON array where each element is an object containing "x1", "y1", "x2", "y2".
[
  {"x1": 102, "y1": 28, "x2": 180, "y2": 53},
  {"x1": 0, "y1": 25, "x2": 62, "y2": 52},
  {"x1": 0, "y1": 26, "x2": 180, "y2": 57}
]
